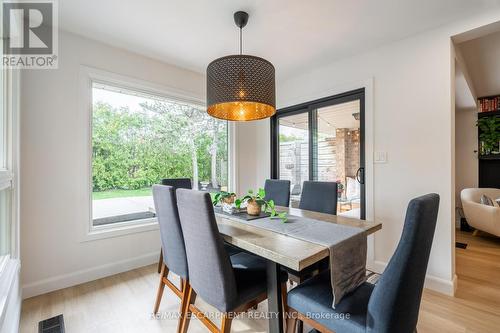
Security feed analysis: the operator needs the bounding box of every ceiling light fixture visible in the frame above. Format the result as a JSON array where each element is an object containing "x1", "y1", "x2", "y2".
[{"x1": 206, "y1": 11, "x2": 276, "y2": 121}]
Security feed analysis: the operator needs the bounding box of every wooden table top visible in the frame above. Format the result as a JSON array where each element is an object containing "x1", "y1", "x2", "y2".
[{"x1": 215, "y1": 206, "x2": 382, "y2": 271}]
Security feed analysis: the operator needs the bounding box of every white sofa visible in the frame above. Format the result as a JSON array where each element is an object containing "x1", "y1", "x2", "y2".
[{"x1": 461, "y1": 188, "x2": 500, "y2": 237}]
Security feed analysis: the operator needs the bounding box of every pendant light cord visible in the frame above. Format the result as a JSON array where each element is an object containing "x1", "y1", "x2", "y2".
[{"x1": 239, "y1": 26, "x2": 242, "y2": 55}]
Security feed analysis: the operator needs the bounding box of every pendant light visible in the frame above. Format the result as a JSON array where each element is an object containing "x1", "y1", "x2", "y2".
[{"x1": 206, "y1": 11, "x2": 276, "y2": 121}]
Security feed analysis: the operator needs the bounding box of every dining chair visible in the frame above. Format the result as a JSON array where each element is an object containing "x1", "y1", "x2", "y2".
[
  {"x1": 264, "y1": 179, "x2": 291, "y2": 207},
  {"x1": 152, "y1": 185, "x2": 189, "y2": 317},
  {"x1": 299, "y1": 181, "x2": 338, "y2": 215},
  {"x1": 176, "y1": 189, "x2": 288, "y2": 333},
  {"x1": 161, "y1": 177, "x2": 192, "y2": 189},
  {"x1": 156, "y1": 178, "x2": 192, "y2": 273},
  {"x1": 285, "y1": 193, "x2": 440, "y2": 333}
]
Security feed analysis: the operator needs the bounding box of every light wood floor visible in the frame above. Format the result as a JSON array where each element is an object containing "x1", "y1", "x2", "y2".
[{"x1": 21, "y1": 230, "x2": 500, "y2": 332}]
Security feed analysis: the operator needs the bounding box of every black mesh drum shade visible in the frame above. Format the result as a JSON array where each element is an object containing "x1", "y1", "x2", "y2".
[{"x1": 207, "y1": 55, "x2": 276, "y2": 121}]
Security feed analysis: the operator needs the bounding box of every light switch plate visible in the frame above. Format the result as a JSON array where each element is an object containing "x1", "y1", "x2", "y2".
[{"x1": 374, "y1": 151, "x2": 388, "y2": 163}]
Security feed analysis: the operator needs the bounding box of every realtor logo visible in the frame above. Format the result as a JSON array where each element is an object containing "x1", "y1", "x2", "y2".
[{"x1": 2, "y1": 0, "x2": 58, "y2": 68}]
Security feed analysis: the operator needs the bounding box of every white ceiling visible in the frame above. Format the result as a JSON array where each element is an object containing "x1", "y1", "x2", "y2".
[
  {"x1": 458, "y1": 30, "x2": 500, "y2": 98},
  {"x1": 60, "y1": 0, "x2": 500, "y2": 80},
  {"x1": 318, "y1": 101, "x2": 360, "y2": 135},
  {"x1": 279, "y1": 100, "x2": 360, "y2": 135}
]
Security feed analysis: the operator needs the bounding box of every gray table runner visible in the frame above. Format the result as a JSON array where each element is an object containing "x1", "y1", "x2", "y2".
[{"x1": 220, "y1": 213, "x2": 367, "y2": 308}]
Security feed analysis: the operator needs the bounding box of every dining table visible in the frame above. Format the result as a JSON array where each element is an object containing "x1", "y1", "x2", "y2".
[{"x1": 151, "y1": 204, "x2": 382, "y2": 333}]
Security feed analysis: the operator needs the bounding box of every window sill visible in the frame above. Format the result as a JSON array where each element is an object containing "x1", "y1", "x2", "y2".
[{"x1": 80, "y1": 218, "x2": 159, "y2": 242}]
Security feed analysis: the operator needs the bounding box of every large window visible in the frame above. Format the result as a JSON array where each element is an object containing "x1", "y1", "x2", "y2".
[
  {"x1": 0, "y1": 51, "x2": 16, "y2": 267},
  {"x1": 0, "y1": 188, "x2": 11, "y2": 258},
  {"x1": 91, "y1": 82, "x2": 228, "y2": 227}
]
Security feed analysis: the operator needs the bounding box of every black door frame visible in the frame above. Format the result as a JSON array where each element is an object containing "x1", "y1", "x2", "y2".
[{"x1": 270, "y1": 88, "x2": 366, "y2": 219}]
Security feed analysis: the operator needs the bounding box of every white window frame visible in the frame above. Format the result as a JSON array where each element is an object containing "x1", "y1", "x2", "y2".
[
  {"x1": 0, "y1": 64, "x2": 21, "y2": 329},
  {"x1": 0, "y1": 65, "x2": 19, "y2": 262},
  {"x1": 79, "y1": 66, "x2": 235, "y2": 241}
]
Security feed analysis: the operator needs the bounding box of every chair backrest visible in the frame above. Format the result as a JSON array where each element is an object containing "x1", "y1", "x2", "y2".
[
  {"x1": 161, "y1": 178, "x2": 192, "y2": 189},
  {"x1": 367, "y1": 193, "x2": 440, "y2": 333},
  {"x1": 152, "y1": 185, "x2": 188, "y2": 279},
  {"x1": 176, "y1": 189, "x2": 238, "y2": 312},
  {"x1": 299, "y1": 181, "x2": 338, "y2": 215},
  {"x1": 264, "y1": 179, "x2": 291, "y2": 207}
]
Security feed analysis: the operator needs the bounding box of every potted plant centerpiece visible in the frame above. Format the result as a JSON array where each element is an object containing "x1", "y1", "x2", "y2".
[
  {"x1": 211, "y1": 191, "x2": 238, "y2": 213},
  {"x1": 212, "y1": 191, "x2": 237, "y2": 205},
  {"x1": 236, "y1": 188, "x2": 266, "y2": 216},
  {"x1": 211, "y1": 188, "x2": 288, "y2": 222},
  {"x1": 235, "y1": 188, "x2": 288, "y2": 222}
]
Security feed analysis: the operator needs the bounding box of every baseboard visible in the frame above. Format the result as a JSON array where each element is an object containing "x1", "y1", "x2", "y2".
[
  {"x1": 22, "y1": 252, "x2": 159, "y2": 299},
  {"x1": 424, "y1": 273, "x2": 457, "y2": 296},
  {"x1": 371, "y1": 260, "x2": 456, "y2": 296}
]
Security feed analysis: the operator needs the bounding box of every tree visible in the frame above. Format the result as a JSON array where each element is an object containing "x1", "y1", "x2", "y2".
[{"x1": 92, "y1": 97, "x2": 228, "y2": 193}]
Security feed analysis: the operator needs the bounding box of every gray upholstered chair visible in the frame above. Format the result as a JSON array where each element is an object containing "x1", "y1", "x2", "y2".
[
  {"x1": 299, "y1": 181, "x2": 338, "y2": 215},
  {"x1": 156, "y1": 178, "x2": 192, "y2": 273},
  {"x1": 161, "y1": 177, "x2": 192, "y2": 189},
  {"x1": 265, "y1": 179, "x2": 291, "y2": 207},
  {"x1": 152, "y1": 185, "x2": 189, "y2": 316},
  {"x1": 176, "y1": 188, "x2": 287, "y2": 333},
  {"x1": 285, "y1": 193, "x2": 440, "y2": 333}
]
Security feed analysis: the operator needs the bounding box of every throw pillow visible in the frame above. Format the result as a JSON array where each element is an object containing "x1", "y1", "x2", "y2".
[{"x1": 480, "y1": 194, "x2": 494, "y2": 206}]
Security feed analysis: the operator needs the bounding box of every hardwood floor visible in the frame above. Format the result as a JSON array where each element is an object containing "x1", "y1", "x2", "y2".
[
  {"x1": 20, "y1": 230, "x2": 500, "y2": 332},
  {"x1": 417, "y1": 229, "x2": 500, "y2": 333}
]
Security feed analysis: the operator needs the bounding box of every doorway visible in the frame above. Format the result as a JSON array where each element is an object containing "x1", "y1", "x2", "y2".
[{"x1": 271, "y1": 89, "x2": 366, "y2": 219}]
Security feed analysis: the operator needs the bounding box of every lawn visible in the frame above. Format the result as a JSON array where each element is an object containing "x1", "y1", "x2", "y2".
[{"x1": 92, "y1": 188, "x2": 152, "y2": 200}]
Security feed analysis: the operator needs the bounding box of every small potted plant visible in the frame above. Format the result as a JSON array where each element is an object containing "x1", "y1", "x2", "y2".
[
  {"x1": 212, "y1": 191, "x2": 237, "y2": 205},
  {"x1": 336, "y1": 180, "x2": 344, "y2": 199},
  {"x1": 236, "y1": 188, "x2": 266, "y2": 216},
  {"x1": 235, "y1": 188, "x2": 288, "y2": 222}
]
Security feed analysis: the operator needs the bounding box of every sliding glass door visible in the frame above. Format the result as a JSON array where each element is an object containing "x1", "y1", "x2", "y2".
[
  {"x1": 271, "y1": 89, "x2": 365, "y2": 219},
  {"x1": 277, "y1": 111, "x2": 309, "y2": 203}
]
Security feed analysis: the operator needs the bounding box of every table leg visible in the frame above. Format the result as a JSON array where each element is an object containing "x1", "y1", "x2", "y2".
[{"x1": 267, "y1": 261, "x2": 283, "y2": 333}]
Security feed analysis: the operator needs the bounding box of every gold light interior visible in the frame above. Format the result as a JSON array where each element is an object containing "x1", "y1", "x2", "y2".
[{"x1": 207, "y1": 101, "x2": 276, "y2": 121}]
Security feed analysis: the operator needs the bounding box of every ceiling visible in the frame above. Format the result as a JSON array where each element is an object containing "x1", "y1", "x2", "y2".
[
  {"x1": 458, "y1": 29, "x2": 500, "y2": 98},
  {"x1": 60, "y1": 0, "x2": 500, "y2": 81},
  {"x1": 279, "y1": 100, "x2": 360, "y2": 135}
]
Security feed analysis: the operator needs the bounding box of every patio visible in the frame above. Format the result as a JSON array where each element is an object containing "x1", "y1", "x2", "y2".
[{"x1": 92, "y1": 196, "x2": 155, "y2": 226}]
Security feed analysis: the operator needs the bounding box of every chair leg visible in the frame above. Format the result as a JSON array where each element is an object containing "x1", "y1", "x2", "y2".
[
  {"x1": 153, "y1": 264, "x2": 168, "y2": 314},
  {"x1": 179, "y1": 283, "x2": 197, "y2": 333},
  {"x1": 220, "y1": 313, "x2": 233, "y2": 333},
  {"x1": 286, "y1": 312, "x2": 297, "y2": 333},
  {"x1": 157, "y1": 249, "x2": 163, "y2": 273},
  {"x1": 297, "y1": 320, "x2": 303, "y2": 333},
  {"x1": 281, "y1": 282, "x2": 288, "y2": 331},
  {"x1": 176, "y1": 279, "x2": 188, "y2": 333}
]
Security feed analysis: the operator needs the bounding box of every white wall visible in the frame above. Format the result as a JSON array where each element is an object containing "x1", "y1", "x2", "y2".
[
  {"x1": 234, "y1": 120, "x2": 270, "y2": 195},
  {"x1": 20, "y1": 31, "x2": 205, "y2": 298},
  {"x1": 455, "y1": 108, "x2": 478, "y2": 206},
  {"x1": 454, "y1": 60, "x2": 478, "y2": 208},
  {"x1": 236, "y1": 10, "x2": 500, "y2": 294}
]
